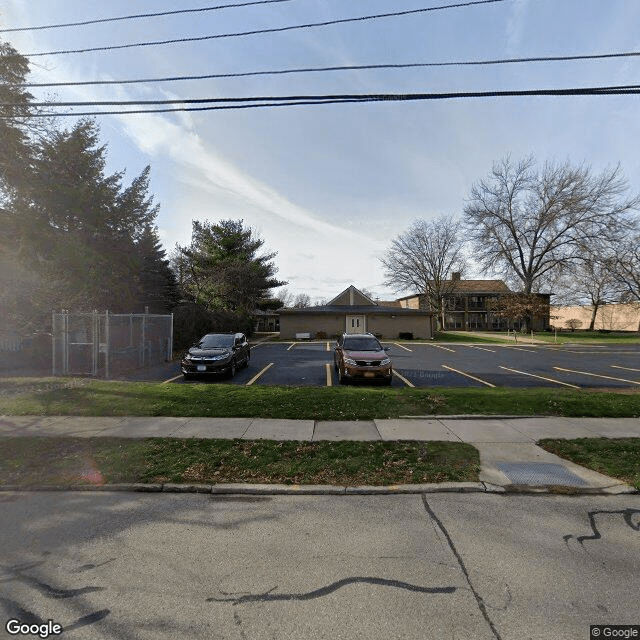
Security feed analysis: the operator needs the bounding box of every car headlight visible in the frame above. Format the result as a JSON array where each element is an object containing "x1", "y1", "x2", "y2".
[
  {"x1": 344, "y1": 357, "x2": 358, "y2": 366},
  {"x1": 381, "y1": 358, "x2": 391, "y2": 366}
]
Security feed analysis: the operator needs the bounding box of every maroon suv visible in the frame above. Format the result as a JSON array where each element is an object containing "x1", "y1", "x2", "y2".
[{"x1": 333, "y1": 332, "x2": 392, "y2": 385}]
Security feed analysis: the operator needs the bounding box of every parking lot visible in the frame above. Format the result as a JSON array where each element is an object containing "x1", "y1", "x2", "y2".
[{"x1": 165, "y1": 340, "x2": 640, "y2": 389}]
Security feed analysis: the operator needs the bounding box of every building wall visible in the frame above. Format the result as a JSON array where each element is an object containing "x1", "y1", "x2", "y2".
[
  {"x1": 366, "y1": 315, "x2": 431, "y2": 339},
  {"x1": 279, "y1": 313, "x2": 432, "y2": 339},
  {"x1": 279, "y1": 314, "x2": 345, "y2": 339},
  {"x1": 551, "y1": 304, "x2": 640, "y2": 331}
]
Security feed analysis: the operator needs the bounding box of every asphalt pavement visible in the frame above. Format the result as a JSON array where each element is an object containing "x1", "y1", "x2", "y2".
[{"x1": 1, "y1": 414, "x2": 638, "y2": 494}]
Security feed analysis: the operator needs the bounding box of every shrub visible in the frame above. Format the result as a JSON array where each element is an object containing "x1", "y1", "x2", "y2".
[{"x1": 565, "y1": 318, "x2": 582, "y2": 332}]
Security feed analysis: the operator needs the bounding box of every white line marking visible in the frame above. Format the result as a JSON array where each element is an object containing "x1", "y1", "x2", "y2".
[
  {"x1": 162, "y1": 374, "x2": 183, "y2": 384},
  {"x1": 430, "y1": 344, "x2": 455, "y2": 352},
  {"x1": 553, "y1": 367, "x2": 640, "y2": 385},
  {"x1": 611, "y1": 365, "x2": 640, "y2": 372},
  {"x1": 392, "y1": 370, "x2": 415, "y2": 387},
  {"x1": 499, "y1": 366, "x2": 581, "y2": 389},
  {"x1": 499, "y1": 346, "x2": 537, "y2": 353},
  {"x1": 442, "y1": 364, "x2": 495, "y2": 387},
  {"x1": 392, "y1": 342, "x2": 413, "y2": 352},
  {"x1": 286, "y1": 342, "x2": 297, "y2": 351},
  {"x1": 246, "y1": 362, "x2": 274, "y2": 385},
  {"x1": 325, "y1": 363, "x2": 333, "y2": 386},
  {"x1": 326, "y1": 341, "x2": 330, "y2": 352},
  {"x1": 466, "y1": 345, "x2": 496, "y2": 352}
]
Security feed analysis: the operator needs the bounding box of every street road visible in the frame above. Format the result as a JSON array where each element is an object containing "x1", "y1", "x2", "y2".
[{"x1": 0, "y1": 492, "x2": 638, "y2": 639}]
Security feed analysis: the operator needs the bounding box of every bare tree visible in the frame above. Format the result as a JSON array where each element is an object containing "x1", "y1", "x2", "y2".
[
  {"x1": 292, "y1": 293, "x2": 311, "y2": 308},
  {"x1": 464, "y1": 156, "x2": 639, "y2": 294},
  {"x1": 380, "y1": 216, "x2": 466, "y2": 330},
  {"x1": 553, "y1": 246, "x2": 623, "y2": 330},
  {"x1": 613, "y1": 235, "x2": 640, "y2": 330}
]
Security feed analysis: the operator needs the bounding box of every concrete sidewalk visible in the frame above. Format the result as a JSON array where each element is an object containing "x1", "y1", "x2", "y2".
[{"x1": 1, "y1": 414, "x2": 638, "y2": 493}]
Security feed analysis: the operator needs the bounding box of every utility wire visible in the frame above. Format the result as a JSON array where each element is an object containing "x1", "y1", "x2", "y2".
[
  {"x1": 9, "y1": 0, "x2": 506, "y2": 58},
  {"x1": 3, "y1": 84, "x2": 639, "y2": 117},
  {"x1": 15, "y1": 85, "x2": 640, "y2": 107},
  {"x1": 18, "y1": 51, "x2": 640, "y2": 88},
  {"x1": 0, "y1": 0, "x2": 296, "y2": 33}
]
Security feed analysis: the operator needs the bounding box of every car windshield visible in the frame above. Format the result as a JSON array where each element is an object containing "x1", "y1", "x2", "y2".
[
  {"x1": 343, "y1": 337, "x2": 382, "y2": 351},
  {"x1": 198, "y1": 335, "x2": 235, "y2": 349}
]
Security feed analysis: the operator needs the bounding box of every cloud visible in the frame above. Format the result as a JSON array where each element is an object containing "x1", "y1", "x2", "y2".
[
  {"x1": 118, "y1": 113, "x2": 386, "y2": 249},
  {"x1": 505, "y1": 0, "x2": 530, "y2": 52}
]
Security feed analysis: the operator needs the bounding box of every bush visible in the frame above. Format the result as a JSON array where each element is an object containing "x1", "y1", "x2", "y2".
[{"x1": 565, "y1": 318, "x2": 582, "y2": 331}]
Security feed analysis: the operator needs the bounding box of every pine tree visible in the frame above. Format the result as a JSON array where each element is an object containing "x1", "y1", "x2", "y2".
[{"x1": 174, "y1": 219, "x2": 286, "y2": 315}]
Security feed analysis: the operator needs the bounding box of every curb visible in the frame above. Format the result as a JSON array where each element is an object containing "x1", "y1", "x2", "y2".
[{"x1": 0, "y1": 482, "x2": 636, "y2": 496}]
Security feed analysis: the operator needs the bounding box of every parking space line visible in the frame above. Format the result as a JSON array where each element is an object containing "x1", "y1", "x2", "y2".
[
  {"x1": 442, "y1": 364, "x2": 495, "y2": 387},
  {"x1": 326, "y1": 341, "x2": 330, "y2": 352},
  {"x1": 162, "y1": 374, "x2": 183, "y2": 384},
  {"x1": 466, "y1": 345, "x2": 496, "y2": 352},
  {"x1": 499, "y1": 345, "x2": 537, "y2": 353},
  {"x1": 553, "y1": 367, "x2": 640, "y2": 385},
  {"x1": 325, "y1": 363, "x2": 333, "y2": 386},
  {"x1": 393, "y1": 370, "x2": 415, "y2": 387},
  {"x1": 430, "y1": 344, "x2": 455, "y2": 352},
  {"x1": 393, "y1": 342, "x2": 413, "y2": 352},
  {"x1": 286, "y1": 342, "x2": 297, "y2": 351},
  {"x1": 246, "y1": 363, "x2": 274, "y2": 385},
  {"x1": 499, "y1": 366, "x2": 581, "y2": 389},
  {"x1": 611, "y1": 365, "x2": 640, "y2": 372}
]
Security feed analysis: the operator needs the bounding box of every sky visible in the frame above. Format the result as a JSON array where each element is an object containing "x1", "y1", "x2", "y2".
[{"x1": 2, "y1": 0, "x2": 640, "y2": 303}]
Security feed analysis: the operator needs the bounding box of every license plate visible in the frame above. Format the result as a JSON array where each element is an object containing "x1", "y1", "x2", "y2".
[
  {"x1": 364, "y1": 372, "x2": 375, "y2": 378},
  {"x1": 197, "y1": 365, "x2": 207, "y2": 372}
]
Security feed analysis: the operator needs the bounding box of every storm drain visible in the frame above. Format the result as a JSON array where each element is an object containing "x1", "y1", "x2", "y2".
[{"x1": 496, "y1": 462, "x2": 589, "y2": 487}]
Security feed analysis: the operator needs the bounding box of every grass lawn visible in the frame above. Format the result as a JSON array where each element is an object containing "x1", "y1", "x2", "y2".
[
  {"x1": 530, "y1": 331, "x2": 640, "y2": 344},
  {"x1": 0, "y1": 378, "x2": 639, "y2": 418},
  {"x1": 538, "y1": 438, "x2": 640, "y2": 489},
  {"x1": 0, "y1": 437, "x2": 479, "y2": 487},
  {"x1": 430, "y1": 332, "x2": 512, "y2": 344}
]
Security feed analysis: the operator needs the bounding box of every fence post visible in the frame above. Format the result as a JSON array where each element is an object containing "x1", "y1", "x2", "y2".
[
  {"x1": 51, "y1": 311, "x2": 55, "y2": 376},
  {"x1": 105, "y1": 310, "x2": 110, "y2": 380},
  {"x1": 168, "y1": 313, "x2": 174, "y2": 361}
]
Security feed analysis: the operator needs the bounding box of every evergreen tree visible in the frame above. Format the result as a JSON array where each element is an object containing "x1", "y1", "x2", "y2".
[
  {"x1": 174, "y1": 219, "x2": 286, "y2": 315},
  {"x1": 135, "y1": 224, "x2": 181, "y2": 313}
]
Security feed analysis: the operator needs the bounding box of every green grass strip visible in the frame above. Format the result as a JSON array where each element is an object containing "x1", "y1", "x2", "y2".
[
  {"x1": 538, "y1": 438, "x2": 640, "y2": 489},
  {"x1": 0, "y1": 379, "x2": 639, "y2": 418},
  {"x1": 0, "y1": 437, "x2": 479, "y2": 487}
]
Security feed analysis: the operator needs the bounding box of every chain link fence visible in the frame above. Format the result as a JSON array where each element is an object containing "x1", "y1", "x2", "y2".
[{"x1": 52, "y1": 311, "x2": 173, "y2": 378}]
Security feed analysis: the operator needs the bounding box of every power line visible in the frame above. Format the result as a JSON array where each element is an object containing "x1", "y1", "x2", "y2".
[
  {"x1": 10, "y1": 0, "x2": 507, "y2": 58},
  {"x1": 18, "y1": 50, "x2": 640, "y2": 88},
  {"x1": 0, "y1": 0, "x2": 295, "y2": 33},
  {"x1": 3, "y1": 84, "x2": 639, "y2": 117}
]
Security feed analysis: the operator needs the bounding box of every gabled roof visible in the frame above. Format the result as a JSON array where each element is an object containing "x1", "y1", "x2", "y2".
[
  {"x1": 328, "y1": 285, "x2": 378, "y2": 307},
  {"x1": 396, "y1": 280, "x2": 512, "y2": 299}
]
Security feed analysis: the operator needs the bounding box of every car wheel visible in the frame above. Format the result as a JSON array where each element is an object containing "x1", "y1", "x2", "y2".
[
  {"x1": 183, "y1": 373, "x2": 194, "y2": 381},
  {"x1": 338, "y1": 367, "x2": 347, "y2": 385},
  {"x1": 242, "y1": 350, "x2": 250, "y2": 368},
  {"x1": 228, "y1": 360, "x2": 237, "y2": 379}
]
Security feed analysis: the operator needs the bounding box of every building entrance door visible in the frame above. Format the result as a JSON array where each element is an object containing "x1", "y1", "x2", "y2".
[{"x1": 346, "y1": 315, "x2": 366, "y2": 334}]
